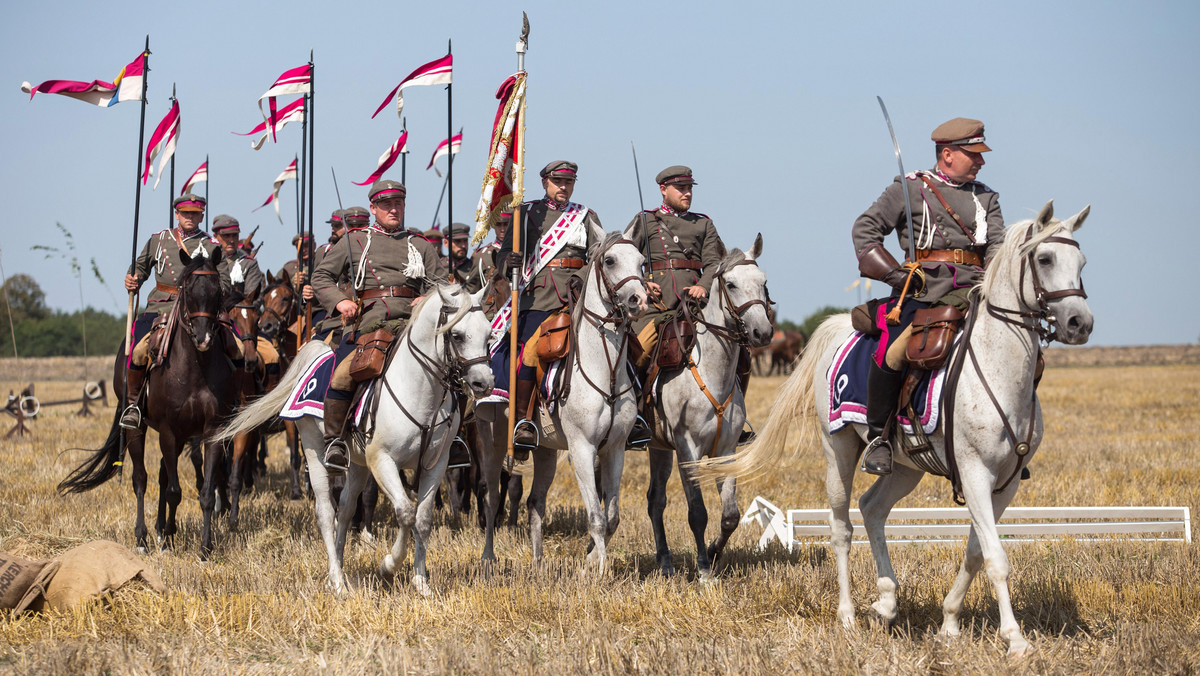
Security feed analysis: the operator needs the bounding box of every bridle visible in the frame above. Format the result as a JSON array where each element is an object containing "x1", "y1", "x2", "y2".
[
  {"x1": 983, "y1": 229, "x2": 1087, "y2": 343},
  {"x1": 258, "y1": 284, "x2": 296, "y2": 342},
  {"x1": 176, "y1": 268, "x2": 222, "y2": 347},
  {"x1": 570, "y1": 238, "x2": 644, "y2": 407},
  {"x1": 579, "y1": 237, "x2": 644, "y2": 327}
]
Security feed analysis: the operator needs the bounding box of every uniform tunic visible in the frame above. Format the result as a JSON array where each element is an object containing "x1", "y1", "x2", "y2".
[
  {"x1": 218, "y1": 250, "x2": 265, "y2": 304},
  {"x1": 447, "y1": 253, "x2": 475, "y2": 289},
  {"x1": 625, "y1": 206, "x2": 725, "y2": 312},
  {"x1": 312, "y1": 224, "x2": 446, "y2": 331},
  {"x1": 852, "y1": 169, "x2": 1005, "y2": 304},
  {"x1": 130, "y1": 228, "x2": 229, "y2": 315},
  {"x1": 499, "y1": 199, "x2": 602, "y2": 313},
  {"x1": 467, "y1": 241, "x2": 501, "y2": 296}
]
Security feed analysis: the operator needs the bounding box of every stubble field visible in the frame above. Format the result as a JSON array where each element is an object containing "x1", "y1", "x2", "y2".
[{"x1": 1, "y1": 349, "x2": 1198, "y2": 674}]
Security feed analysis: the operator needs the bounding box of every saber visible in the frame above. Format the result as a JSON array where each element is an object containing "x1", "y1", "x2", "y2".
[
  {"x1": 331, "y1": 167, "x2": 359, "y2": 329},
  {"x1": 876, "y1": 96, "x2": 916, "y2": 263},
  {"x1": 630, "y1": 143, "x2": 652, "y2": 273}
]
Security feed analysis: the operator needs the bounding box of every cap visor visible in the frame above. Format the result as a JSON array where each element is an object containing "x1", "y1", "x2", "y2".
[{"x1": 960, "y1": 142, "x2": 991, "y2": 152}]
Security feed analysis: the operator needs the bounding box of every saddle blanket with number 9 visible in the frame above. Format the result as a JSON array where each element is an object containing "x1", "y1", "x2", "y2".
[
  {"x1": 827, "y1": 331, "x2": 948, "y2": 436},
  {"x1": 279, "y1": 352, "x2": 335, "y2": 420}
]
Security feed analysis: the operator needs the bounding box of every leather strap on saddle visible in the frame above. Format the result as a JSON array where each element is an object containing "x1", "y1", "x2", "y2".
[
  {"x1": 359, "y1": 285, "x2": 416, "y2": 300},
  {"x1": 650, "y1": 259, "x2": 703, "y2": 272},
  {"x1": 916, "y1": 248, "x2": 982, "y2": 267},
  {"x1": 545, "y1": 258, "x2": 586, "y2": 269}
]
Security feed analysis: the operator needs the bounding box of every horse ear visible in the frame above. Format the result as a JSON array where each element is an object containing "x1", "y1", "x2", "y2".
[
  {"x1": 622, "y1": 220, "x2": 639, "y2": 241},
  {"x1": 266, "y1": 270, "x2": 276, "y2": 285},
  {"x1": 589, "y1": 221, "x2": 605, "y2": 247},
  {"x1": 1036, "y1": 200, "x2": 1055, "y2": 230},
  {"x1": 470, "y1": 287, "x2": 487, "y2": 307},
  {"x1": 1067, "y1": 205, "x2": 1091, "y2": 232},
  {"x1": 210, "y1": 246, "x2": 223, "y2": 267},
  {"x1": 749, "y1": 233, "x2": 763, "y2": 260}
]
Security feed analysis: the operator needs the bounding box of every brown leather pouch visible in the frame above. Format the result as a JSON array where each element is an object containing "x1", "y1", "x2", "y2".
[
  {"x1": 906, "y1": 305, "x2": 964, "y2": 370},
  {"x1": 851, "y1": 298, "x2": 885, "y2": 336},
  {"x1": 348, "y1": 329, "x2": 395, "y2": 382},
  {"x1": 656, "y1": 317, "x2": 696, "y2": 370},
  {"x1": 535, "y1": 312, "x2": 572, "y2": 362}
]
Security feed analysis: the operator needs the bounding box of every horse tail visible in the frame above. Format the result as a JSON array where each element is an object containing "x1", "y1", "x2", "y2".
[
  {"x1": 210, "y1": 340, "x2": 332, "y2": 444},
  {"x1": 58, "y1": 405, "x2": 125, "y2": 494},
  {"x1": 691, "y1": 313, "x2": 851, "y2": 482}
]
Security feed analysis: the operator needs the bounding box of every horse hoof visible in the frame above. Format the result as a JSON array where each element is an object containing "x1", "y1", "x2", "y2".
[
  {"x1": 290, "y1": 490, "x2": 302, "y2": 501},
  {"x1": 1008, "y1": 642, "x2": 1033, "y2": 659},
  {"x1": 412, "y1": 576, "x2": 433, "y2": 598},
  {"x1": 379, "y1": 554, "x2": 397, "y2": 578},
  {"x1": 838, "y1": 612, "x2": 858, "y2": 630},
  {"x1": 698, "y1": 570, "x2": 718, "y2": 585},
  {"x1": 135, "y1": 546, "x2": 148, "y2": 556},
  {"x1": 867, "y1": 605, "x2": 897, "y2": 629}
]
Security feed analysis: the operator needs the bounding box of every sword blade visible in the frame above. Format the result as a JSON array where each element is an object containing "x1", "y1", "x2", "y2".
[{"x1": 876, "y1": 96, "x2": 916, "y2": 262}]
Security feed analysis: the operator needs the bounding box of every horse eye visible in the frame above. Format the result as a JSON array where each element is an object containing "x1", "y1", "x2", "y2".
[
  {"x1": 727, "y1": 282, "x2": 737, "y2": 290},
  {"x1": 1037, "y1": 253, "x2": 1053, "y2": 266},
  {"x1": 604, "y1": 256, "x2": 615, "y2": 266},
  {"x1": 452, "y1": 331, "x2": 464, "y2": 343}
]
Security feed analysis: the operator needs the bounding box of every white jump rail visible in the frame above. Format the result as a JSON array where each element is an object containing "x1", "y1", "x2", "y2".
[{"x1": 741, "y1": 497, "x2": 1192, "y2": 552}]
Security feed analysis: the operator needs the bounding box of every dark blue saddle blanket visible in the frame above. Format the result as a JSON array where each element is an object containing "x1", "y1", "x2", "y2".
[
  {"x1": 826, "y1": 331, "x2": 948, "y2": 435},
  {"x1": 279, "y1": 351, "x2": 335, "y2": 420}
]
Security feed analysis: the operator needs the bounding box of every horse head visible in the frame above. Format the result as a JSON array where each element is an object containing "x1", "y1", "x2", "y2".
[
  {"x1": 983, "y1": 201, "x2": 1093, "y2": 345},
  {"x1": 432, "y1": 284, "x2": 495, "y2": 399},
  {"x1": 177, "y1": 246, "x2": 224, "y2": 352},
  {"x1": 591, "y1": 224, "x2": 648, "y2": 319},
  {"x1": 713, "y1": 233, "x2": 774, "y2": 348},
  {"x1": 258, "y1": 281, "x2": 296, "y2": 340},
  {"x1": 230, "y1": 290, "x2": 260, "y2": 342}
]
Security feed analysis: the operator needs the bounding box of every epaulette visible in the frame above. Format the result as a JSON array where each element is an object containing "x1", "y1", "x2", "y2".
[{"x1": 689, "y1": 212, "x2": 710, "y2": 220}]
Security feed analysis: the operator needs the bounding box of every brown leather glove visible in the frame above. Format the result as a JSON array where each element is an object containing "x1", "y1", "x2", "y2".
[{"x1": 857, "y1": 244, "x2": 907, "y2": 288}]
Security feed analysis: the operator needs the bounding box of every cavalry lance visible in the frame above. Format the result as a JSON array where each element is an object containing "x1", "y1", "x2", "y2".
[{"x1": 506, "y1": 13, "x2": 530, "y2": 457}]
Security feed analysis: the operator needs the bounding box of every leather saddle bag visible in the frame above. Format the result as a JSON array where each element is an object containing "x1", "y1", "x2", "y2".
[
  {"x1": 656, "y1": 316, "x2": 696, "y2": 370},
  {"x1": 535, "y1": 312, "x2": 572, "y2": 363},
  {"x1": 348, "y1": 328, "x2": 395, "y2": 383},
  {"x1": 851, "y1": 298, "x2": 886, "y2": 336},
  {"x1": 906, "y1": 305, "x2": 964, "y2": 370}
]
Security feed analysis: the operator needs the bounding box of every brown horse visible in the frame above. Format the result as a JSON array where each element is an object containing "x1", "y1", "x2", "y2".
[
  {"x1": 258, "y1": 278, "x2": 305, "y2": 500},
  {"x1": 225, "y1": 292, "x2": 263, "y2": 530},
  {"x1": 60, "y1": 248, "x2": 238, "y2": 559}
]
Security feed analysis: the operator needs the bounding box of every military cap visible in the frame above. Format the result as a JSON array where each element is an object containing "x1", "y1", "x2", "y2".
[
  {"x1": 424, "y1": 228, "x2": 444, "y2": 241},
  {"x1": 343, "y1": 206, "x2": 370, "y2": 226},
  {"x1": 368, "y1": 179, "x2": 407, "y2": 202},
  {"x1": 211, "y1": 214, "x2": 240, "y2": 233},
  {"x1": 931, "y1": 118, "x2": 991, "y2": 152},
  {"x1": 326, "y1": 209, "x2": 344, "y2": 224},
  {"x1": 447, "y1": 223, "x2": 471, "y2": 240},
  {"x1": 655, "y1": 165, "x2": 697, "y2": 186},
  {"x1": 173, "y1": 193, "x2": 207, "y2": 212},
  {"x1": 539, "y1": 160, "x2": 579, "y2": 179},
  {"x1": 291, "y1": 233, "x2": 312, "y2": 246}
]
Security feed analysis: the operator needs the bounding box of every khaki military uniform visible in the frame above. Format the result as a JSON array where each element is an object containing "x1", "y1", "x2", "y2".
[
  {"x1": 218, "y1": 250, "x2": 265, "y2": 303},
  {"x1": 500, "y1": 200, "x2": 602, "y2": 313},
  {"x1": 447, "y1": 253, "x2": 474, "y2": 288},
  {"x1": 626, "y1": 206, "x2": 726, "y2": 312},
  {"x1": 853, "y1": 169, "x2": 1005, "y2": 304}
]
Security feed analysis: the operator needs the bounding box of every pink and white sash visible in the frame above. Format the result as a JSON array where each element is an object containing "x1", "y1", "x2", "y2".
[{"x1": 488, "y1": 202, "x2": 589, "y2": 354}]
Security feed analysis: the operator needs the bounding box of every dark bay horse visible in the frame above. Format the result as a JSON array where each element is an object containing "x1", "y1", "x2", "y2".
[
  {"x1": 60, "y1": 248, "x2": 238, "y2": 559},
  {"x1": 258, "y1": 278, "x2": 304, "y2": 500}
]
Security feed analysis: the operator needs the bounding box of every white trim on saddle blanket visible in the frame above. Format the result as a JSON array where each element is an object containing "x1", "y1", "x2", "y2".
[
  {"x1": 488, "y1": 202, "x2": 589, "y2": 356},
  {"x1": 827, "y1": 331, "x2": 947, "y2": 436},
  {"x1": 477, "y1": 360, "x2": 565, "y2": 409},
  {"x1": 278, "y1": 352, "x2": 335, "y2": 419}
]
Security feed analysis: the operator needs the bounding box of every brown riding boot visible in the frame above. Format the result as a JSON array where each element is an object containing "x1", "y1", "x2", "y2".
[
  {"x1": 322, "y1": 395, "x2": 353, "y2": 474},
  {"x1": 861, "y1": 362, "x2": 904, "y2": 475},
  {"x1": 512, "y1": 379, "x2": 538, "y2": 453},
  {"x1": 119, "y1": 366, "x2": 147, "y2": 429}
]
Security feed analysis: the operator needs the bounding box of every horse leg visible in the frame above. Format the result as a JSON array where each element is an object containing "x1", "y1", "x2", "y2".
[
  {"x1": 300, "y1": 421, "x2": 346, "y2": 593},
  {"x1": 445, "y1": 468, "x2": 463, "y2": 521},
  {"x1": 646, "y1": 448, "x2": 675, "y2": 576},
  {"x1": 128, "y1": 429, "x2": 150, "y2": 554},
  {"x1": 959, "y1": 477, "x2": 1029, "y2": 656},
  {"x1": 156, "y1": 429, "x2": 184, "y2": 552},
  {"x1": 676, "y1": 460, "x2": 713, "y2": 580},
  {"x1": 706, "y1": 473, "x2": 740, "y2": 568},
  {"x1": 411, "y1": 466, "x2": 443, "y2": 597},
  {"x1": 599, "y1": 446, "x2": 625, "y2": 546},
  {"x1": 358, "y1": 475, "x2": 380, "y2": 542},
  {"x1": 940, "y1": 527, "x2": 983, "y2": 639},
  {"x1": 527, "y1": 446, "x2": 560, "y2": 565},
  {"x1": 371, "y1": 454, "x2": 415, "y2": 581},
  {"x1": 505, "y1": 472, "x2": 523, "y2": 531},
  {"x1": 199, "y1": 437, "x2": 225, "y2": 560},
  {"x1": 566, "y1": 441, "x2": 607, "y2": 572},
  {"x1": 825, "y1": 430, "x2": 862, "y2": 628},
  {"x1": 286, "y1": 420, "x2": 304, "y2": 500},
  {"x1": 475, "y1": 406, "x2": 505, "y2": 563},
  {"x1": 188, "y1": 437, "x2": 205, "y2": 499},
  {"x1": 858, "y1": 464, "x2": 924, "y2": 626},
  {"x1": 227, "y1": 431, "x2": 252, "y2": 531}
]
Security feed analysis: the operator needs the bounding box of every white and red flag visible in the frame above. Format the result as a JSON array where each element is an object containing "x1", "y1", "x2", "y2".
[
  {"x1": 371, "y1": 54, "x2": 452, "y2": 120},
  {"x1": 473, "y1": 73, "x2": 526, "y2": 245},
  {"x1": 234, "y1": 97, "x2": 305, "y2": 150},
  {"x1": 426, "y1": 130, "x2": 462, "y2": 178},
  {"x1": 181, "y1": 160, "x2": 208, "y2": 195},
  {"x1": 253, "y1": 158, "x2": 298, "y2": 223},
  {"x1": 143, "y1": 101, "x2": 181, "y2": 189},
  {"x1": 258, "y1": 64, "x2": 311, "y2": 142},
  {"x1": 353, "y1": 132, "x2": 409, "y2": 186},
  {"x1": 21, "y1": 50, "x2": 146, "y2": 108}
]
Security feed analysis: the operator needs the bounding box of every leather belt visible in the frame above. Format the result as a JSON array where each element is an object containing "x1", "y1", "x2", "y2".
[
  {"x1": 546, "y1": 258, "x2": 585, "y2": 269},
  {"x1": 650, "y1": 259, "x2": 703, "y2": 272},
  {"x1": 359, "y1": 286, "x2": 417, "y2": 300},
  {"x1": 155, "y1": 282, "x2": 178, "y2": 295},
  {"x1": 916, "y1": 249, "x2": 983, "y2": 267}
]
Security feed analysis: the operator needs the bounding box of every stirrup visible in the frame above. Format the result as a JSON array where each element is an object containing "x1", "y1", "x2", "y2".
[
  {"x1": 119, "y1": 405, "x2": 142, "y2": 430},
  {"x1": 323, "y1": 439, "x2": 350, "y2": 475},
  {"x1": 626, "y1": 415, "x2": 651, "y2": 451},
  {"x1": 447, "y1": 436, "x2": 472, "y2": 470},
  {"x1": 860, "y1": 437, "x2": 893, "y2": 476},
  {"x1": 737, "y1": 421, "x2": 756, "y2": 447},
  {"x1": 513, "y1": 418, "x2": 539, "y2": 451}
]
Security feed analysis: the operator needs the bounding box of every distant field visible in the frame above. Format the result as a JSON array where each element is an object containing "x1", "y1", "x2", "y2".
[{"x1": 1, "y1": 353, "x2": 1198, "y2": 673}]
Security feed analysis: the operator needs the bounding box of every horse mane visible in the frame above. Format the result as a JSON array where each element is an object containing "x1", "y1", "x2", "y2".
[
  {"x1": 713, "y1": 248, "x2": 747, "y2": 277},
  {"x1": 586, "y1": 230, "x2": 625, "y2": 260},
  {"x1": 979, "y1": 217, "x2": 1071, "y2": 300},
  {"x1": 409, "y1": 282, "x2": 470, "y2": 336}
]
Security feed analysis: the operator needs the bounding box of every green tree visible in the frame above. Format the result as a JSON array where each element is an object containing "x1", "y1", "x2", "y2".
[
  {"x1": 800, "y1": 305, "x2": 850, "y2": 338},
  {"x1": 1, "y1": 273, "x2": 50, "y2": 324}
]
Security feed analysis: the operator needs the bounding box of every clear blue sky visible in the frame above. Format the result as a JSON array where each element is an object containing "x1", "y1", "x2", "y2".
[{"x1": 2, "y1": 1, "x2": 1197, "y2": 345}]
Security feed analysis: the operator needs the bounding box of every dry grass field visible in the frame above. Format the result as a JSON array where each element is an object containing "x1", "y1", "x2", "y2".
[{"x1": 2, "y1": 347, "x2": 1199, "y2": 674}]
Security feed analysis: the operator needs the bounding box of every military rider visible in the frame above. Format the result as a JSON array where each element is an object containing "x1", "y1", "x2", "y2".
[
  {"x1": 311, "y1": 180, "x2": 446, "y2": 473},
  {"x1": 626, "y1": 165, "x2": 755, "y2": 444},
  {"x1": 492, "y1": 161, "x2": 604, "y2": 450},
  {"x1": 853, "y1": 117, "x2": 1006, "y2": 475},
  {"x1": 445, "y1": 223, "x2": 474, "y2": 287},
  {"x1": 469, "y1": 209, "x2": 510, "y2": 297},
  {"x1": 212, "y1": 214, "x2": 270, "y2": 373},
  {"x1": 277, "y1": 233, "x2": 314, "y2": 291},
  {"x1": 120, "y1": 194, "x2": 238, "y2": 428}
]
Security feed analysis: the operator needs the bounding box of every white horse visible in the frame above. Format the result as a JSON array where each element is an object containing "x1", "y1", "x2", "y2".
[
  {"x1": 216, "y1": 284, "x2": 493, "y2": 594},
  {"x1": 476, "y1": 227, "x2": 649, "y2": 570},
  {"x1": 647, "y1": 236, "x2": 774, "y2": 580},
  {"x1": 704, "y1": 202, "x2": 1092, "y2": 656}
]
